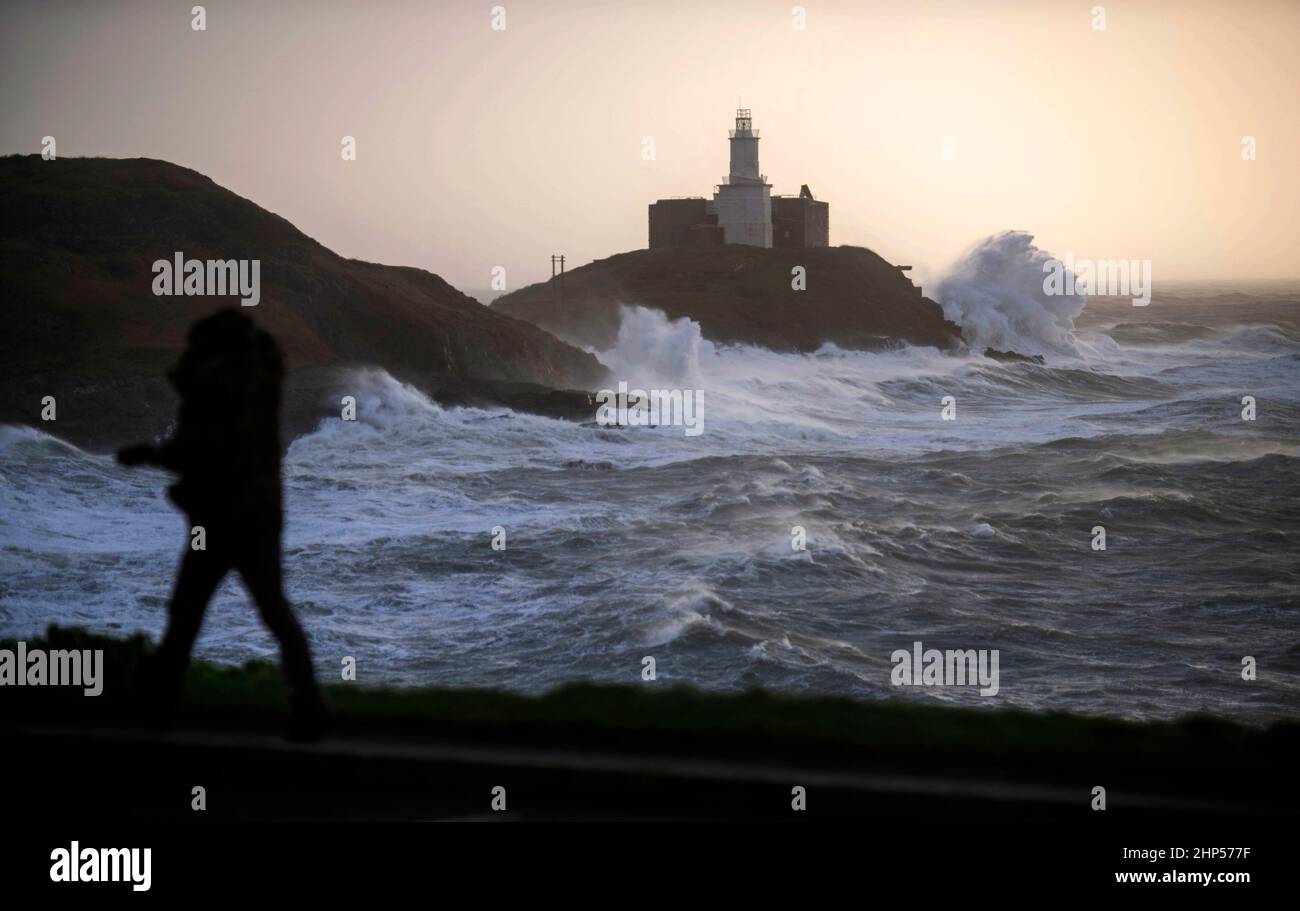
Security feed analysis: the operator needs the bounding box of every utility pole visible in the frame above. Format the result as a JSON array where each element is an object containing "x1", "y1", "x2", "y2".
[{"x1": 551, "y1": 254, "x2": 566, "y2": 317}]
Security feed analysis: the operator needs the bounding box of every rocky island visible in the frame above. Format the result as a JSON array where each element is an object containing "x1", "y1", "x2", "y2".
[{"x1": 491, "y1": 244, "x2": 963, "y2": 354}]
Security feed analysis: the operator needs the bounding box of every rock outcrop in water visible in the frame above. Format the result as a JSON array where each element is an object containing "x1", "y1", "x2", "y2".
[
  {"x1": 0, "y1": 156, "x2": 607, "y2": 450},
  {"x1": 491, "y1": 245, "x2": 963, "y2": 353}
]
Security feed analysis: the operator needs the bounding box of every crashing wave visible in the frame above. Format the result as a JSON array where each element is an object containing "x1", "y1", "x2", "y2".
[{"x1": 934, "y1": 230, "x2": 1087, "y2": 357}]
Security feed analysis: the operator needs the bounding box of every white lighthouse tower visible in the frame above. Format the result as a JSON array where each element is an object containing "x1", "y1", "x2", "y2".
[{"x1": 711, "y1": 108, "x2": 772, "y2": 247}]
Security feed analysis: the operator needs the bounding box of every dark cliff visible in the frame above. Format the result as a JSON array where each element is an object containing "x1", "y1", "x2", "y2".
[
  {"x1": 490, "y1": 245, "x2": 962, "y2": 353},
  {"x1": 0, "y1": 156, "x2": 608, "y2": 449}
]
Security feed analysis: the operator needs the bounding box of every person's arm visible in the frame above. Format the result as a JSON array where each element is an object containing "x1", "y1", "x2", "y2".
[
  {"x1": 115, "y1": 438, "x2": 183, "y2": 471},
  {"x1": 150, "y1": 438, "x2": 183, "y2": 471},
  {"x1": 116, "y1": 443, "x2": 157, "y2": 467}
]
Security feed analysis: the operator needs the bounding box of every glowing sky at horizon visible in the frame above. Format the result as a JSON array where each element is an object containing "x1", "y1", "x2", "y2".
[{"x1": 2, "y1": 0, "x2": 1296, "y2": 291}]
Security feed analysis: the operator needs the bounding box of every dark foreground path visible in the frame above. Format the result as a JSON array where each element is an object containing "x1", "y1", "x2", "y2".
[
  {"x1": 7, "y1": 721, "x2": 1289, "y2": 823},
  {"x1": 3, "y1": 630, "x2": 1293, "y2": 895}
]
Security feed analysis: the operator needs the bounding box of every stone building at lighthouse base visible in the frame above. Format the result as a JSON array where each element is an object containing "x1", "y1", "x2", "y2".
[{"x1": 648, "y1": 108, "x2": 829, "y2": 250}]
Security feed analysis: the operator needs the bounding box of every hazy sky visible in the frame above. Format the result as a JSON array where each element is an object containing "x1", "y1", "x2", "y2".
[{"x1": 2, "y1": 0, "x2": 1296, "y2": 290}]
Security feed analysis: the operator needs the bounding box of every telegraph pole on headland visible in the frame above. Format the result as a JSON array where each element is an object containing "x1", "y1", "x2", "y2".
[{"x1": 551, "y1": 254, "x2": 566, "y2": 316}]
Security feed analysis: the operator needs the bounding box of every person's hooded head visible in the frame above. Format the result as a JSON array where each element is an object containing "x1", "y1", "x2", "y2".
[{"x1": 168, "y1": 309, "x2": 283, "y2": 401}]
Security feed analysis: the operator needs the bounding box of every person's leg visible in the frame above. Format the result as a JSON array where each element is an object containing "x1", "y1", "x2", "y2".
[
  {"x1": 235, "y1": 532, "x2": 325, "y2": 727},
  {"x1": 150, "y1": 546, "x2": 229, "y2": 714}
]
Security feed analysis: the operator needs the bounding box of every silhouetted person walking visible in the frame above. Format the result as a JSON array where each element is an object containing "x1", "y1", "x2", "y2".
[{"x1": 119, "y1": 310, "x2": 326, "y2": 740}]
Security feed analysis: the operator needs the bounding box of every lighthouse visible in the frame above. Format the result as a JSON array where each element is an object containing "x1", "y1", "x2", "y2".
[
  {"x1": 712, "y1": 108, "x2": 773, "y2": 247},
  {"x1": 647, "y1": 106, "x2": 827, "y2": 249}
]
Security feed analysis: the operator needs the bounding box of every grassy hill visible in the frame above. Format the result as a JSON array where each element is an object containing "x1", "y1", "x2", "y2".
[{"x1": 0, "y1": 155, "x2": 608, "y2": 450}]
